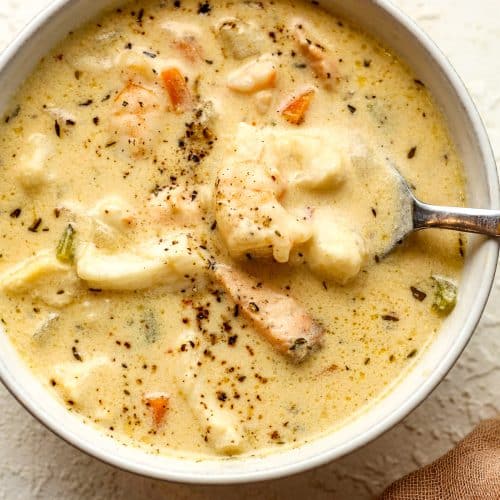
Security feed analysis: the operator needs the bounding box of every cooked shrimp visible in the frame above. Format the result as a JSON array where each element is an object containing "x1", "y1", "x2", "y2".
[
  {"x1": 148, "y1": 184, "x2": 212, "y2": 228},
  {"x1": 214, "y1": 264, "x2": 324, "y2": 362},
  {"x1": 109, "y1": 81, "x2": 163, "y2": 158},
  {"x1": 162, "y1": 21, "x2": 204, "y2": 62},
  {"x1": 115, "y1": 49, "x2": 156, "y2": 83},
  {"x1": 215, "y1": 123, "x2": 311, "y2": 263},
  {"x1": 291, "y1": 18, "x2": 339, "y2": 89}
]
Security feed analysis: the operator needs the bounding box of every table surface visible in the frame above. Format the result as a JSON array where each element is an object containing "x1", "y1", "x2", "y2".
[{"x1": 0, "y1": 1, "x2": 498, "y2": 498}]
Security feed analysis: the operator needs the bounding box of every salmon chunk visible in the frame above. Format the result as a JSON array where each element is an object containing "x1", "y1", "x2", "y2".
[{"x1": 214, "y1": 264, "x2": 324, "y2": 362}]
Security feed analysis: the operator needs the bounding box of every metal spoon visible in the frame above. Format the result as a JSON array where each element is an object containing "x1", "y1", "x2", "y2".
[{"x1": 387, "y1": 165, "x2": 500, "y2": 255}]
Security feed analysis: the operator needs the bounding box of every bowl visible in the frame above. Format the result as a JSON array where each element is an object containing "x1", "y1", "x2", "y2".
[{"x1": 0, "y1": 0, "x2": 498, "y2": 484}]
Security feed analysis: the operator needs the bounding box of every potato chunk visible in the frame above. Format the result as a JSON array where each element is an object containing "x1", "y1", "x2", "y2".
[
  {"x1": 75, "y1": 232, "x2": 205, "y2": 291},
  {"x1": 16, "y1": 133, "x2": 54, "y2": 190},
  {"x1": 227, "y1": 55, "x2": 277, "y2": 93},
  {"x1": 265, "y1": 127, "x2": 347, "y2": 189},
  {"x1": 174, "y1": 330, "x2": 244, "y2": 454},
  {"x1": 216, "y1": 17, "x2": 265, "y2": 60},
  {"x1": 53, "y1": 356, "x2": 111, "y2": 403},
  {"x1": 254, "y1": 90, "x2": 274, "y2": 114},
  {"x1": 0, "y1": 251, "x2": 80, "y2": 307},
  {"x1": 52, "y1": 356, "x2": 119, "y2": 424},
  {"x1": 305, "y1": 208, "x2": 366, "y2": 284},
  {"x1": 115, "y1": 49, "x2": 156, "y2": 82}
]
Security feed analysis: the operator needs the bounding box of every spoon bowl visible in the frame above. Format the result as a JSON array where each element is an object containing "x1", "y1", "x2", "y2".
[{"x1": 384, "y1": 164, "x2": 500, "y2": 255}]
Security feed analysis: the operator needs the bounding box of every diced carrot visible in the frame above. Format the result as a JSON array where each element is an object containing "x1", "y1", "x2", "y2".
[
  {"x1": 161, "y1": 68, "x2": 192, "y2": 112},
  {"x1": 280, "y1": 88, "x2": 315, "y2": 125},
  {"x1": 144, "y1": 393, "x2": 169, "y2": 427}
]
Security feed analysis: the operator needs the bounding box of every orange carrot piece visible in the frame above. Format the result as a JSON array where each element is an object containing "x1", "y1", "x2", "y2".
[
  {"x1": 161, "y1": 68, "x2": 191, "y2": 112},
  {"x1": 144, "y1": 394, "x2": 169, "y2": 427},
  {"x1": 281, "y1": 89, "x2": 315, "y2": 125}
]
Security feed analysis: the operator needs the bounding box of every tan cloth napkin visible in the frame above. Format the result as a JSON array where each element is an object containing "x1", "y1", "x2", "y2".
[{"x1": 380, "y1": 418, "x2": 500, "y2": 499}]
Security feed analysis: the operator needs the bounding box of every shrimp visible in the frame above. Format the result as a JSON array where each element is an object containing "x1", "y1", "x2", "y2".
[
  {"x1": 109, "y1": 81, "x2": 163, "y2": 158},
  {"x1": 215, "y1": 123, "x2": 311, "y2": 263},
  {"x1": 291, "y1": 18, "x2": 340, "y2": 90},
  {"x1": 148, "y1": 184, "x2": 212, "y2": 228},
  {"x1": 214, "y1": 264, "x2": 324, "y2": 362},
  {"x1": 162, "y1": 21, "x2": 204, "y2": 63}
]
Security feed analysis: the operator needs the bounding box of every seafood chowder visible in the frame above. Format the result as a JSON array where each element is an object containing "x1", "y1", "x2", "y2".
[{"x1": 0, "y1": 0, "x2": 465, "y2": 458}]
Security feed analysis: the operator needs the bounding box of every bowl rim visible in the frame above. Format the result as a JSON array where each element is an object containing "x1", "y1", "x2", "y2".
[{"x1": 0, "y1": 0, "x2": 498, "y2": 485}]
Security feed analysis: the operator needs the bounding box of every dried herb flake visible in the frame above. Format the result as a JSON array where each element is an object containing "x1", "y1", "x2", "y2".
[
  {"x1": 410, "y1": 286, "x2": 427, "y2": 302},
  {"x1": 28, "y1": 218, "x2": 42, "y2": 232},
  {"x1": 381, "y1": 314, "x2": 399, "y2": 322}
]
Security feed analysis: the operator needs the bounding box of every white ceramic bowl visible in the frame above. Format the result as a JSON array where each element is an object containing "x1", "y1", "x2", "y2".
[{"x1": 0, "y1": 0, "x2": 498, "y2": 484}]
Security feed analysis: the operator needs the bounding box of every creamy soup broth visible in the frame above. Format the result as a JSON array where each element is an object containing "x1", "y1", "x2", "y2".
[{"x1": 0, "y1": 0, "x2": 465, "y2": 458}]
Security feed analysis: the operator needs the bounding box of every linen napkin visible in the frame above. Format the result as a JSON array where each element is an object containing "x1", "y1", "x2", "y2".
[{"x1": 380, "y1": 417, "x2": 500, "y2": 499}]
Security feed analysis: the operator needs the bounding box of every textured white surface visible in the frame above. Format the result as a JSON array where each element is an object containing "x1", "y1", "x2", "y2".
[{"x1": 0, "y1": 1, "x2": 498, "y2": 498}]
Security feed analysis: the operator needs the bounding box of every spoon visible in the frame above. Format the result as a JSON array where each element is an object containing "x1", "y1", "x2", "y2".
[{"x1": 386, "y1": 165, "x2": 500, "y2": 255}]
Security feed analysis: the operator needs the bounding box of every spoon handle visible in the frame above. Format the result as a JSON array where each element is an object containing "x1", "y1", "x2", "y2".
[{"x1": 413, "y1": 200, "x2": 500, "y2": 237}]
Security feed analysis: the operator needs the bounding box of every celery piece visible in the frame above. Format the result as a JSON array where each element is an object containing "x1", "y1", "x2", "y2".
[
  {"x1": 56, "y1": 224, "x2": 75, "y2": 263},
  {"x1": 33, "y1": 312, "x2": 60, "y2": 340},
  {"x1": 143, "y1": 309, "x2": 159, "y2": 343},
  {"x1": 432, "y1": 275, "x2": 457, "y2": 314}
]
